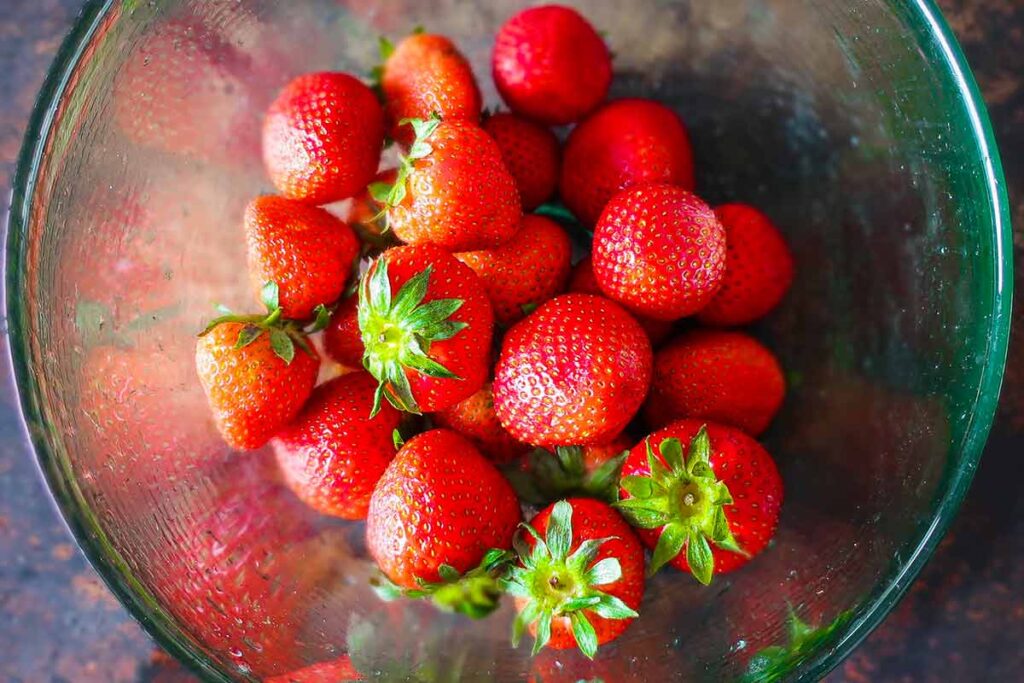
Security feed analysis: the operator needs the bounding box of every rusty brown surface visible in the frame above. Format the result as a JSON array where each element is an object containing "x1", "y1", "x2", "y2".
[{"x1": 0, "y1": 0, "x2": 1021, "y2": 681}]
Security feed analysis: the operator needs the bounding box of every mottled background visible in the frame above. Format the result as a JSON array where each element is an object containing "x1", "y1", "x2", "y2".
[{"x1": 0, "y1": 0, "x2": 1022, "y2": 681}]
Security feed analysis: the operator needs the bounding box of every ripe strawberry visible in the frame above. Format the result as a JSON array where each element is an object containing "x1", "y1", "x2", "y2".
[
  {"x1": 492, "y1": 6, "x2": 612, "y2": 125},
  {"x1": 617, "y1": 421, "x2": 783, "y2": 583},
  {"x1": 380, "y1": 118, "x2": 521, "y2": 251},
  {"x1": 561, "y1": 98, "x2": 696, "y2": 227},
  {"x1": 433, "y1": 383, "x2": 530, "y2": 464},
  {"x1": 266, "y1": 656, "x2": 362, "y2": 682},
  {"x1": 245, "y1": 196, "x2": 359, "y2": 320},
  {"x1": 274, "y1": 373, "x2": 401, "y2": 519},
  {"x1": 483, "y1": 112, "x2": 561, "y2": 211},
  {"x1": 493, "y1": 293, "x2": 652, "y2": 446},
  {"x1": 196, "y1": 287, "x2": 320, "y2": 450},
  {"x1": 568, "y1": 256, "x2": 674, "y2": 346},
  {"x1": 645, "y1": 330, "x2": 786, "y2": 436},
  {"x1": 323, "y1": 295, "x2": 364, "y2": 368},
  {"x1": 380, "y1": 33, "x2": 481, "y2": 146},
  {"x1": 505, "y1": 499, "x2": 644, "y2": 658},
  {"x1": 366, "y1": 429, "x2": 521, "y2": 592},
  {"x1": 263, "y1": 72, "x2": 385, "y2": 205},
  {"x1": 698, "y1": 203, "x2": 796, "y2": 326},
  {"x1": 359, "y1": 244, "x2": 494, "y2": 414},
  {"x1": 593, "y1": 184, "x2": 726, "y2": 321},
  {"x1": 454, "y1": 214, "x2": 572, "y2": 325},
  {"x1": 514, "y1": 435, "x2": 632, "y2": 505}
]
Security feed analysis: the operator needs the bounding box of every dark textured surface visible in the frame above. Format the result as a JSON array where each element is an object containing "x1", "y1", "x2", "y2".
[{"x1": 0, "y1": 0, "x2": 1021, "y2": 681}]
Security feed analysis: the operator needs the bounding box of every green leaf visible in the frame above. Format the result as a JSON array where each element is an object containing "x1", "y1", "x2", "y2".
[
  {"x1": 512, "y1": 600, "x2": 540, "y2": 648},
  {"x1": 520, "y1": 302, "x2": 539, "y2": 316},
  {"x1": 554, "y1": 446, "x2": 585, "y2": 476},
  {"x1": 686, "y1": 425, "x2": 712, "y2": 473},
  {"x1": 620, "y1": 475, "x2": 656, "y2": 499},
  {"x1": 614, "y1": 495, "x2": 669, "y2": 515},
  {"x1": 269, "y1": 328, "x2": 295, "y2": 364},
  {"x1": 614, "y1": 504, "x2": 670, "y2": 530},
  {"x1": 234, "y1": 324, "x2": 264, "y2": 349},
  {"x1": 438, "y1": 564, "x2": 460, "y2": 582},
  {"x1": 380, "y1": 366, "x2": 420, "y2": 414},
  {"x1": 512, "y1": 532, "x2": 533, "y2": 566},
  {"x1": 500, "y1": 576, "x2": 530, "y2": 599},
  {"x1": 392, "y1": 429, "x2": 405, "y2": 449},
  {"x1": 659, "y1": 437, "x2": 685, "y2": 473},
  {"x1": 565, "y1": 538, "x2": 606, "y2": 574},
  {"x1": 586, "y1": 557, "x2": 622, "y2": 586},
  {"x1": 685, "y1": 530, "x2": 715, "y2": 585},
  {"x1": 481, "y1": 548, "x2": 510, "y2": 571},
  {"x1": 405, "y1": 298, "x2": 465, "y2": 329},
  {"x1": 545, "y1": 501, "x2": 573, "y2": 561},
  {"x1": 367, "y1": 257, "x2": 392, "y2": 313},
  {"x1": 591, "y1": 594, "x2": 639, "y2": 620},
  {"x1": 391, "y1": 266, "x2": 432, "y2": 318},
  {"x1": 420, "y1": 320, "x2": 468, "y2": 342},
  {"x1": 260, "y1": 281, "x2": 280, "y2": 311},
  {"x1": 518, "y1": 523, "x2": 550, "y2": 561},
  {"x1": 532, "y1": 610, "x2": 553, "y2": 655},
  {"x1": 379, "y1": 35, "x2": 395, "y2": 60},
  {"x1": 570, "y1": 613, "x2": 598, "y2": 659},
  {"x1": 310, "y1": 304, "x2": 331, "y2": 332},
  {"x1": 403, "y1": 352, "x2": 461, "y2": 379},
  {"x1": 368, "y1": 181, "x2": 392, "y2": 204},
  {"x1": 649, "y1": 523, "x2": 688, "y2": 576},
  {"x1": 562, "y1": 595, "x2": 602, "y2": 612},
  {"x1": 644, "y1": 439, "x2": 672, "y2": 484},
  {"x1": 586, "y1": 451, "x2": 629, "y2": 500}
]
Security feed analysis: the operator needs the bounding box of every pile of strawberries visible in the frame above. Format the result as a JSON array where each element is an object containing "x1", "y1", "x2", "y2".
[{"x1": 196, "y1": 4, "x2": 795, "y2": 660}]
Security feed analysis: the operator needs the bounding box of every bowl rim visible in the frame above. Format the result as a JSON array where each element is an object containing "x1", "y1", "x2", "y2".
[{"x1": 3, "y1": 0, "x2": 1012, "y2": 681}]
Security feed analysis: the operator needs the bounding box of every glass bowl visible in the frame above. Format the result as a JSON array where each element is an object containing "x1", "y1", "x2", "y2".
[{"x1": 6, "y1": 0, "x2": 1011, "y2": 681}]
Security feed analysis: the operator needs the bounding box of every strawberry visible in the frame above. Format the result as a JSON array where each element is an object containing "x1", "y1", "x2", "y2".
[
  {"x1": 514, "y1": 435, "x2": 632, "y2": 506},
  {"x1": 273, "y1": 373, "x2": 401, "y2": 519},
  {"x1": 645, "y1": 330, "x2": 786, "y2": 436},
  {"x1": 433, "y1": 383, "x2": 530, "y2": 464},
  {"x1": 379, "y1": 118, "x2": 521, "y2": 251},
  {"x1": 698, "y1": 203, "x2": 796, "y2": 326},
  {"x1": 505, "y1": 499, "x2": 644, "y2": 658},
  {"x1": 616, "y1": 422, "x2": 783, "y2": 583},
  {"x1": 379, "y1": 33, "x2": 481, "y2": 146},
  {"x1": 560, "y1": 99, "x2": 695, "y2": 226},
  {"x1": 366, "y1": 429, "x2": 521, "y2": 613},
  {"x1": 323, "y1": 295, "x2": 365, "y2": 368},
  {"x1": 483, "y1": 112, "x2": 561, "y2": 211},
  {"x1": 492, "y1": 5, "x2": 612, "y2": 125},
  {"x1": 454, "y1": 215, "x2": 572, "y2": 325},
  {"x1": 359, "y1": 244, "x2": 494, "y2": 414},
  {"x1": 245, "y1": 196, "x2": 360, "y2": 320},
  {"x1": 593, "y1": 184, "x2": 726, "y2": 321},
  {"x1": 568, "y1": 256, "x2": 674, "y2": 346},
  {"x1": 196, "y1": 285, "x2": 320, "y2": 450},
  {"x1": 263, "y1": 72, "x2": 385, "y2": 205},
  {"x1": 266, "y1": 656, "x2": 362, "y2": 682},
  {"x1": 493, "y1": 293, "x2": 652, "y2": 446}
]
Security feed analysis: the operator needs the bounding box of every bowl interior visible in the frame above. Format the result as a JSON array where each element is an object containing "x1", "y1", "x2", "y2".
[{"x1": 7, "y1": 0, "x2": 1009, "y2": 681}]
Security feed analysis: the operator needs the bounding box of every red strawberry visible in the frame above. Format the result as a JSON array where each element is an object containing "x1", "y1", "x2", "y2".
[
  {"x1": 514, "y1": 434, "x2": 632, "y2": 505},
  {"x1": 454, "y1": 214, "x2": 572, "y2": 325},
  {"x1": 507, "y1": 499, "x2": 644, "y2": 658},
  {"x1": 493, "y1": 293, "x2": 652, "y2": 446},
  {"x1": 568, "y1": 256, "x2": 674, "y2": 346},
  {"x1": 617, "y1": 421, "x2": 783, "y2": 583},
  {"x1": 196, "y1": 291, "x2": 320, "y2": 450},
  {"x1": 380, "y1": 33, "x2": 481, "y2": 146},
  {"x1": 560, "y1": 99, "x2": 695, "y2": 226},
  {"x1": 698, "y1": 203, "x2": 796, "y2": 326},
  {"x1": 323, "y1": 295, "x2": 364, "y2": 368},
  {"x1": 433, "y1": 383, "x2": 530, "y2": 464},
  {"x1": 381, "y1": 118, "x2": 521, "y2": 251},
  {"x1": 266, "y1": 656, "x2": 362, "y2": 682},
  {"x1": 359, "y1": 244, "x2": 494, "y2": 414},
  {"x1": 593, "y1": 184, "x2": 726, "y2": 321},
  {"x1": 492, "y1": 6, "x2": 612, "y2": 125},
  {"x1": 245, "y1": 196, "x2": 359, "y2": 320},
  {"x1": 273, "y1": 373, "x2": 401, "y2": 519},
  {"x1": 113, "y1": 19, "x2": 258, "y2": 165},
  {"x1": 263, "y1": 72, "x2": 385, "y2": 205},
  {"x1": 366, "y1": 429, "x2": 521, "y2": 590},
  {"x1": 483, "y1": 112, "x2": 561, "y2": 211},
  {"x1": 645, "y1": 330, "x2": 786, "y2": 436}
]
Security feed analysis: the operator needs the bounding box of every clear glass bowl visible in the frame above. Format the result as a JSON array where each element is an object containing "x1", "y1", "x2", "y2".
[{"x1": 6, "y1": 0, "x2": 1012, "y2": 681}]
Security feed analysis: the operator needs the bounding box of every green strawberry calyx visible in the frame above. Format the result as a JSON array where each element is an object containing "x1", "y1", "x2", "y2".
[
  {"x1": 614, "y1": 426, "x2": 748, "y2": 584},
  {"x1": 508, "y1": 447, "x2": 629, "y2": 506},
  {"x1": 371, "y1": 548, "x2": 512, "y2": 620},
  {"x1": 197, "y1": 281, "x2": 325, "y2": 365},
  {"x1": 373, "y1": 115, "x2": 442, "y2": 212},
  {"x1": 742, "y1": 609, "x2": 853, "y2": 682},
  {"x1": 502, "y1": 500, "x2": 639, "y2": 659},
  {"x1": 358, "y1": 256, "x2": 467, "y2": 416}
]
